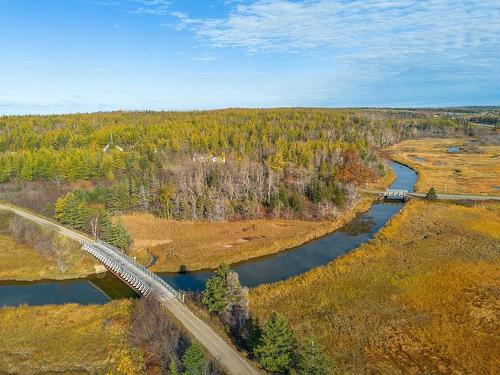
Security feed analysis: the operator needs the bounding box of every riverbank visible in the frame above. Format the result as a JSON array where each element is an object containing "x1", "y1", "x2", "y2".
[
  {"x1": 118, "y1": 196, "x2": 375, "y2": 273},
  {"x1": 0, "y1": 234, "x2": 104, "y2": 282},
  {"x1": 0, "y1": 209, "x2": 104, "y2": 282},
  {"x1": 0, "y1": 300, "x2": 142, "y2": 374},
  {"x1": 250, "y1": 199, "x2": 500, "y2": 374},
  {"x1": 387, "y1": 137, "x2": 500, "y2": 195}
]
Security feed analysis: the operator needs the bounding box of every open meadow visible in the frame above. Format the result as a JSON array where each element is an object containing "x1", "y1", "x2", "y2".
[
  {"x1": 0, "y1": 300, "x2": 142, "y2": 374},
  {"x1": 250, "y1": 200, "x2": 500, "y2": 374},
  {"x1": 0, "y1": 210, "x2": 101, "y2": 281},
  {"x1": 387, "y1": 137, "x2": 500, "y2": 195},
  {"x1": 0, "y1": 233, "x2": 101, "y2": 281},
  {"x1": 117, "y1": 198, "x2": 373, "y2": 272}
]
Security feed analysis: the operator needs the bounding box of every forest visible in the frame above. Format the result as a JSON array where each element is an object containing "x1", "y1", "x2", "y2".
[{"x1": 0, "y1": 109, "x2": 473, "y2": 249}]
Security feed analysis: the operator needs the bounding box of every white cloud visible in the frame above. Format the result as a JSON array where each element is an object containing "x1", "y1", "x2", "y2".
[
  {"x1": 169, "y1": 0, "x2": 499, "y2": 106},
  {"x1": 95, "y1": 0, "x2": 120, "y2": 6},
  {"x1": 130, "y1": 0, "x2": 170, "y2": 15},
  {"x1": 172, "y1": 0, "x2": 500, "y2": 65}
]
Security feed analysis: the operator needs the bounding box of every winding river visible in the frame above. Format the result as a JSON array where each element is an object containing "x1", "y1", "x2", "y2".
[{"x1": 0, "y1": 162, "x2": 416, "y2": 307}]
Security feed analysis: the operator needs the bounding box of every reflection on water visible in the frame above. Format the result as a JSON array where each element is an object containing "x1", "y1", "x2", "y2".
[
  {"x1": 0, "y1": 162, "x2": 417, "y2": 305},
  {"x1": 340, "y1": 216, "x2": 376, "y2": 236},
  {"x1": 0, "y1": 272, "x2": 136, "y2": 307},
  {"x1": 159, "y1": 162, "x2": 416, "y2": 291}
]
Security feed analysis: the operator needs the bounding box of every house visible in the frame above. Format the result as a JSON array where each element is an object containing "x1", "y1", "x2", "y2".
[
  {"x1": 192, "y1": 154, "x2": 226, "y2": 164},
  {"x1": 102, "y1": 134, "x2": 124, "y2": 153}
]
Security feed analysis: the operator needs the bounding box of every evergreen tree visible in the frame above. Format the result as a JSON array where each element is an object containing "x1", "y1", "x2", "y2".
[
  {"x1": 168, "y1": 360, "x2": 179, "y2": 375},
  {"x1": 297, "y1": 337, "x2": 333, "y2": 375},
  {"x1": 182, "y1": 342, "x2": 206, "y2": 375},
  {"x1": 99, "y1": 211, "x2": 113, "y2": 239},
  {"x1": 106, "y1": 221, "x2": 131, "y2": 251},
  {"x1": 54, "y1": 195, "x2": 67, "y2": 222},
  {"x1": 202, "y1": 264, "x2": 230, "y2": 314},
  {"x1": 54, "y1": 191, "x2": 88, "y2": 230},
  {"x1": 426, "y1": 187, "x2": 438, "y2": 201},
  {"x1": 74, "y1": 201, "x2": 89, "y2": 230},
  {"x1": 113, "y1": 222, "x2": 132, "y2": 250},
  {"x1": 254, "y1": 312, "x2": 296, "y2": 374}
]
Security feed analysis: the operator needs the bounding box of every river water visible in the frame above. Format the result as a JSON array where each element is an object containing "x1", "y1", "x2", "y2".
[{"x1": 0, "y1": 162, "x2": 416, "y2": 307}]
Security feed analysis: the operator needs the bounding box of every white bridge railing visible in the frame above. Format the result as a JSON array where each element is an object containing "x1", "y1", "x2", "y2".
[
  {"x1": 383, "y1": 189, "x2": 408, "y2": 200},
  {"x1": 82, "y1": 240, "x2": 184, "y2": 302}
]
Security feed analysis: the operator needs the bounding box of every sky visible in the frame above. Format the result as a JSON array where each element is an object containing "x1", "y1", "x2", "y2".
[{"x1": 0, "y1": 0, "x2": 499, "y2": 114}]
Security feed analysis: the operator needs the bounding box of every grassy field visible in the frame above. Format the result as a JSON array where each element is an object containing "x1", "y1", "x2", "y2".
[
  {"x1": 0, "y1": 233, "x2": 103, "y2": 281},
  {"x1": 117, "y1": 198, "x2": 373, "y2": 272},
  {"x1": 250, "y1": 200, "x2": 500, "y2": 374},
  {"x1": 0, "y1": 300, "x2": 143, "y2": 374},
  {"x1": 387, "y1": 137, "x2": 500, "y2": 195}
]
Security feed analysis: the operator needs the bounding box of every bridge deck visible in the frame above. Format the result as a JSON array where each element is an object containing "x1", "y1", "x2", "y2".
[
  {"x1": 383, "y1": 189, "x2": 409, "y2": 200},
  {"x1": 81, "y1": 240, "x2": 259, "y2": 374}
]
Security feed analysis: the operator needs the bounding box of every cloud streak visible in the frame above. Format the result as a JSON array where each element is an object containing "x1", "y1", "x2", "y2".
[
  {"x1": 130, "y1": 0, "x2": 171, "y2": 15},
  {"x1": 170, "y1": 0, "x2": 499, "y2": 105},
  {"x1": 173, "y1": 1, "x2": 499, "y2": 53}
]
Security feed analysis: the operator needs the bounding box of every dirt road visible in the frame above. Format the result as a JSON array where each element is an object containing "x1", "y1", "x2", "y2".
[{"x1": 0, "y1": 202, "x2": 261, "y2": 375}]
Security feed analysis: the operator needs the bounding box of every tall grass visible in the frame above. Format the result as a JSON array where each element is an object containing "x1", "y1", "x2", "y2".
[
  {"x1": 387, "y1": 137, "x2": 500, "y2": 195},
  {"x1": 0, "y1": 210, "x2": 99, "y2": 281},
  {"x1": 0, "y1": 300, "x2": 143, "y2": 374},
  {"x1": 117, "y1": 198, "x2": 373, "y2": 272},
  {"x1": 250, "y1": 200, "x2": 500, "y2": 374}
]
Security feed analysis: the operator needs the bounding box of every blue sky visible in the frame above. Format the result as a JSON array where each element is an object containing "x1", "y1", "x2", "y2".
[{"x1": 0, "y1": 0, "x2": 499, "y2": 114}]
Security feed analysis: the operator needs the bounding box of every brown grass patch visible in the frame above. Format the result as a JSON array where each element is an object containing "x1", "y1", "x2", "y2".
[
  {"x1": 387, "y1": 138, "x2": 500, "y2": 194},
  {"x1": 0, "y1": 300, "x2": 142, "y2": 374},
  {"x1": 118, "y1": 198, "x2": 374, "y2": 272},
  {"x1": 0, "y1": 233, "x2": 100, "y2": 281},
  {"x1": 250, "y1": 200, "x2": 500, "y2": 374}
]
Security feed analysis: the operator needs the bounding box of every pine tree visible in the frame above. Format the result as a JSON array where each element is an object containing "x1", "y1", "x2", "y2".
[
  {"x1": 112, "y1": 222, "x2": 132, "y2": 251},
  {"x1": 74, "y1": 201, "x2": 89, "y2": 230},
  {"x1": 55, "y1": 191, "x2": 88, "y2": 229},
  {"x1": 182, "y1": 342, "x2": 206, "y2": 375},
  {"x1": 168, "y1": 360, "x2": 179, "y2": 375},
  {"x1": 254, "y1": 312, "x2": 296, "y2": 373},
  {"x1": 55, "y1": 194, "x2": 67, "y2": 222},
  {"x1": 426, "y1": 187, "x2": 438, "y2": 201},
  {"x1": 202, "y1": 264, "x2": 230, "y2": 314},
  {"x1": 99, "y1": 211, "x2": 113, "y2": 239},
  {"x1": 297, "y1": 337, "x2": 333, "y2": 375}
]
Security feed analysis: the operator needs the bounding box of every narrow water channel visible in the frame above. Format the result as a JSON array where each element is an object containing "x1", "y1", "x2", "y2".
[{"x1": 0, "y1": 162, "x2": 416, "y2": 307}]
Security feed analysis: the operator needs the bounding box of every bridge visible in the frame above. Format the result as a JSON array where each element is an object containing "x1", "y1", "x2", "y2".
[
  {"x1": 81, "y1": 240, "x2": 184, "y2": 301},
  {"x1": 361, "y1": 189, "x2": 500, "y2": 201},
  {"x1": 0, "y1": 202, "x2": 260, "y2": 375},
  {"x1": 383, "y1": 189, "x2": 409, "y2": 201}
]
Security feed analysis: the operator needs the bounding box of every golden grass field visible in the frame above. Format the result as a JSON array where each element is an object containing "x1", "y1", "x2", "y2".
[
  {"x1": 387, "y1": 138, "x2": 500, "y2": 195},
  {"x1": 118, "y1": 198, "x2": 373, "y2": 272},
  {"x1": 0, "y1": 300, "x2": 143, "y2": 375},
  {"x1": 250, "y1": 200, "x2": 500, "y2": 374},
  {"x1": 0, "y1": 234, "x2": 102, "y2": 281}
]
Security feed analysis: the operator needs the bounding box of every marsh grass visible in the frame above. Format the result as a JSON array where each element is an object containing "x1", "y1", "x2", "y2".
[
  {"x1": 117, "y1": 198, "x2": 373, "y2": 272},
  {"x1": 387, "y1": 137, "x2": 500, "y2": 195},
  {"x1": 0, "y1": 300, "x2": 143, "y2": 374},
  {"x1": 0, "y1": 210, "x2": 100, "y2": 281},
  {"x1": 250, "y1": 200, "x2": 500, "y2": 374}
]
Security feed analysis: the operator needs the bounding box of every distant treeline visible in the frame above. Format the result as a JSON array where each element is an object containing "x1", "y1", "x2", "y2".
[
  {"x1": 468, "y1": 114, "x2": 500, "y2": 126},
  {"x1": 0, "y1": 109, "x2": 473, "y2": 235}
]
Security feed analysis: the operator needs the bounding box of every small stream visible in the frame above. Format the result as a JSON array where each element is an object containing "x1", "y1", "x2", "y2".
[{"x1": 0, "y1": 162, "x2": 416, "y2": 307}]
